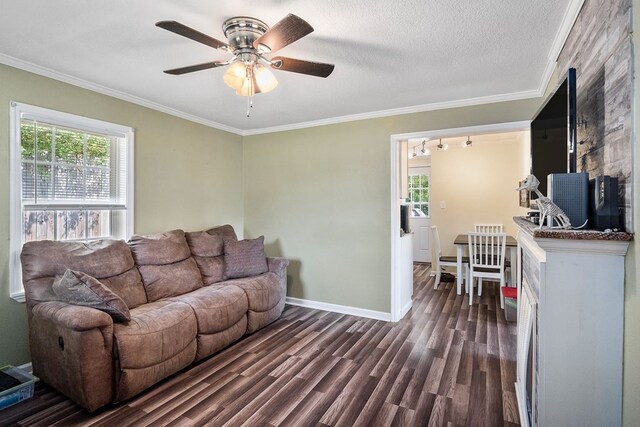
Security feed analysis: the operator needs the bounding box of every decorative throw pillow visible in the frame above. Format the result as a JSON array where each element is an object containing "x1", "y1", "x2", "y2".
[
  {"x1": 224, "y1": 236, "x2": 268, "y2": 279},
  {"x1": 52, "y1": 269, "x2": 131, "y2": 322}
]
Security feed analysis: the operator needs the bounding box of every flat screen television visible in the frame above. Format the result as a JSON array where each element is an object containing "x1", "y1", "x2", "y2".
[{"x1": 530, "y1": 68, "x2": 577, "y2": 198}]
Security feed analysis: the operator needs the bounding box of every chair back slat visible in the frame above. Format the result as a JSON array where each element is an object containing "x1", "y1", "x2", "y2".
[
  {"x1": 430, "y1": 226, "x2": 442, "y2": 258},
  {"x1": 468, "y1": 232, "x2": 507, "y2": 270},
  {"x1": 474, "y1": 224, "x2": 504, "y2": 233}
]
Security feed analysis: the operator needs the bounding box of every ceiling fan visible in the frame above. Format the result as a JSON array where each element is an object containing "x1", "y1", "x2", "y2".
[{"x1": 156, "y1": 14, "x2": 335, "y2": 99}]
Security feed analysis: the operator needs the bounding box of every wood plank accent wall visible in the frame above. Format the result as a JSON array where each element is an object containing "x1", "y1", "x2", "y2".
[{"x1": 557, "y1": 0, "x2": 633, "y2": 231}]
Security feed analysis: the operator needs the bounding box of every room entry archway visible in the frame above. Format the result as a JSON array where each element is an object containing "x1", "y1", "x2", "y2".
[{"x1": 388, "y1": 120, "x2": 529, "y2": 322}]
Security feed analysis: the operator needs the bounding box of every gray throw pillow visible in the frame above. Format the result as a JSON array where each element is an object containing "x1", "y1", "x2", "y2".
[
  {"x1": 224, "y1": 236, "x2": 268, "y2": 279},
  {"x1": 52, "y1": 269, "x2": 131, "y2": 322}
]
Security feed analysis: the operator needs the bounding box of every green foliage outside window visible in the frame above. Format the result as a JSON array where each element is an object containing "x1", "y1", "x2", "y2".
[
  {"x1": 20, "y1": 120, "x2": 113, "y2": 241},
  {"x1": 21, "y1": 121, "x2": 110, "y2": 166}
]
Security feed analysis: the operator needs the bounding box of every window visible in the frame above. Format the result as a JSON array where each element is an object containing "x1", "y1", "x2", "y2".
[
  {"x1": 408, "y1": 171, "x2": 429, "y2": 217},
  {"x1": 9, "y1": 102, "x2": 134, "y2": 301}
]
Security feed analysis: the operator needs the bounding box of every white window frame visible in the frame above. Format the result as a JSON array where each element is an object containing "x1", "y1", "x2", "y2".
[{"x1": 9, "y1": 102, "x2": 134, "y2": 302}]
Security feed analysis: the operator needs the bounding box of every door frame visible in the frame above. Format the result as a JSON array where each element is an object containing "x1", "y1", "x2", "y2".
[{"x1": 389, "y1": 121, "x2": 529, "y2": 322}]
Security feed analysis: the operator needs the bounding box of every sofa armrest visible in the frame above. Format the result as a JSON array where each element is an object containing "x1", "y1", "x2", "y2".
[
  {"x1": 29, "y1": 301, "x2": 115, "y2": 411},
  {"x1": 32, "y1": 301, "x2": 113, "y2": 332},
  {"x1": 267, "y1": 257, "x2": 289, "y2": 279}
]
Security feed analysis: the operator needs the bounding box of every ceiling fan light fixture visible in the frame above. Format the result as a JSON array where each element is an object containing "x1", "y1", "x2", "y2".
[
  {"x1": 223, "y1": 61, "x2": 248, "y2": 90},
  {"x1": 253, "y1": 64, "x2": 278, "y2": 93},
  {"x1": 226, "y1": 62, "x2": 278, "y2": 96}
]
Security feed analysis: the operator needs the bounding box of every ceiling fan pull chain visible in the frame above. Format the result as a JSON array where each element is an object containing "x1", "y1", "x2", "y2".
[{"x1": 246, "y1": 66, "x2": 254, "y2": 117}]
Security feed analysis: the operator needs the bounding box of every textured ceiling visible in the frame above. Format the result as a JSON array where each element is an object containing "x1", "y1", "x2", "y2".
[{"x1": 0, "y1": 0, "x2": 573, "y2": 133}]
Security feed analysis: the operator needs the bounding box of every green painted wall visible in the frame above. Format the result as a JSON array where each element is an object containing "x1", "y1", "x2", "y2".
[
  {"x1": 243, "y1": 99, "x2": 541, "y2": 313},
  {"x1": 0, "y1": 64, "x2": 243, "y2": 365}
]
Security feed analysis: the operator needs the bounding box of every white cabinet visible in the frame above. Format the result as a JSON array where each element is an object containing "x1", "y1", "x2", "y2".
[{"x1": 515, "y1": 222, "x2": 630, "y2": 427}]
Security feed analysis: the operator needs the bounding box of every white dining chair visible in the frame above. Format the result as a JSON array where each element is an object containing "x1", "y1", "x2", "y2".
[
  {"x1": 474, "y1": 224, "x2": 512, "y2": 284},
  {"x1": 431, "y1": 226, "x2": 469, "y2": 291},
  {"x1": 467, "y1": 231, "x2": 507, "y2": 307},
  {"x1": 474, "y1": 224, "x2": 504, "y2": 233}
]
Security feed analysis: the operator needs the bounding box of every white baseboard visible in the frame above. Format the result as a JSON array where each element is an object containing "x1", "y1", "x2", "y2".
[
  {"x1": 400, "y1": 300, "x2": 413, "y2": 318},
  {"x1": 285, "y1": 297, "x2": 391, "y2": 322}
]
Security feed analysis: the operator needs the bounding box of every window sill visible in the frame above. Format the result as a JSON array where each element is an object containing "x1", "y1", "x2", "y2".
[{"x1": 10, "y1": 291, "x2": 26, "y2": 303}]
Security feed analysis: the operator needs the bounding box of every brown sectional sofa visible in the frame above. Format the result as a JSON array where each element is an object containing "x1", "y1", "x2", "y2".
[{"x1": 20, "y1": 225, "x2": 288, "y2": 411}]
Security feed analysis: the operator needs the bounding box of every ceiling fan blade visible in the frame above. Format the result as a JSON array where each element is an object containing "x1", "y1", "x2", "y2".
[
  {"x1": 271, "y1": 56, "x2": 335, "y2": 78},
  {"x1": 163, "y1": 61, "x2": 228, "y2": 75},
  {"x1": 253, "y1": 14, "x2": 313, "y2": 53},
  {"x1": 156, "y1": 20, "x2": 231, "y2": 51}
]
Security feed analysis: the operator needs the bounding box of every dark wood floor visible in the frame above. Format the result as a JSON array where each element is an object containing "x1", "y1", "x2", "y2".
[{"x1": 1, "y1": 264, "x2": 519, "y2": 426}]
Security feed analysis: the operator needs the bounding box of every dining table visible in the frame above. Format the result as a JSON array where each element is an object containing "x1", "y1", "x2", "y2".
[{"x1": 453, "y1": 233, "x2": 518, "y2": 295}]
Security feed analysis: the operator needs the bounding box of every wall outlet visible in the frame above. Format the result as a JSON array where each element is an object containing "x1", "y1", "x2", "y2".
[{"x1": 440, "y1": 201, "x2": 446, "y2": 209}]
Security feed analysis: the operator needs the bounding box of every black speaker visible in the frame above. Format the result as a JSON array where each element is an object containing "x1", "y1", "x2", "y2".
[
  {"x1": 589, "y1": 176, "x2": 620, "y2": 231},
  {"x1": 547, "y1": 173, "x2": 589, "y2": 227}
]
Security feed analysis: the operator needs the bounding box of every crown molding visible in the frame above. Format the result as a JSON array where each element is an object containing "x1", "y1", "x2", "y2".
[
  {"x1": 536, "y1": 0, "x2": 585, "y2": 95},
  {"x1": 242, "y1": 89, "x2": 541, "y2": 136},
  {"x1": 0, "y1": 53, "x2": 244, "y2": 136}
]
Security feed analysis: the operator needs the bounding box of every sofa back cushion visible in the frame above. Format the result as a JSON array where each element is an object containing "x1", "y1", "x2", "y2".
[
  {"x1": 206, "y1": 224, "x2": 238, "y2": 242},
  {"x1": 129, "y1": 229, "x2": 203, "y2": 301},
  {"x1": 186, "y1": 231, "x2": 225, "y2": 285},
  {"x1": 21, "y1": 239, "x2": 147, "y2": 310}
]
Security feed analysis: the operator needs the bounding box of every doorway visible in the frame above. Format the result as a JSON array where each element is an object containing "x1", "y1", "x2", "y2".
[
  {"x1": 408, "y1": 166, "x2": 431, "y2": 262},
  {"x1": 389, "y1": 120, "x2": 530, "y2": 322}
]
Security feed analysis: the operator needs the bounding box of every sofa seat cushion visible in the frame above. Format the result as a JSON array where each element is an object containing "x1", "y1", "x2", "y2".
[
  {"x1": 246, "y1": 297, "x2": 285, "y2": 333},
  {"x1": 169, "y1": 285, "x2": 248, "y2": 360},
  {"x1": 113, "y1": 300, "x2": 197, "y2": 400},
  {"x1": 169, "y1": 284, "x2": 248, "y2": 335},
  {"x1": 224, "y1": 272, "x2": 284, "y2": 313}
]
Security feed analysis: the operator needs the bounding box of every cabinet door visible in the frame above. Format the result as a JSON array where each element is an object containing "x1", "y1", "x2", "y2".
[{"x1": 517, "y1": 280, "x2": 538, "y2": 427}]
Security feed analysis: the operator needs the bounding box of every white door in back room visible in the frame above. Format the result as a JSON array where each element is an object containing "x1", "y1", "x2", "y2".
[{"x1": 408, "y1": 166, "x2": 431, "y2": 263}]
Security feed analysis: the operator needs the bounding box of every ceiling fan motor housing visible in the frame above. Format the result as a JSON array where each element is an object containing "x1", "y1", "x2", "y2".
[{"x1": 223, "y1": 17, "x2": 269, "y2": 55}]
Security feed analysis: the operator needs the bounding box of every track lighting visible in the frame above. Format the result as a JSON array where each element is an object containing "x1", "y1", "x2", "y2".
[
  {"x1": 462, "y1": 136, "x2": 472, "y2": 148},
  {"x1": 420, "y1": 140, "x2": 430, "y2": 156},
  {"x1": 437, "y1": 139, "x2": 448, "y2": 151},
  {"x1": 409, "y1": 141, "x2": 431, "y2": 159}
]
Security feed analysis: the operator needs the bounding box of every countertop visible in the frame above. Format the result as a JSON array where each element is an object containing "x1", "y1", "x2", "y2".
[{"x1": 513, "y1": 216, "x2": 634, "y2": 241}]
